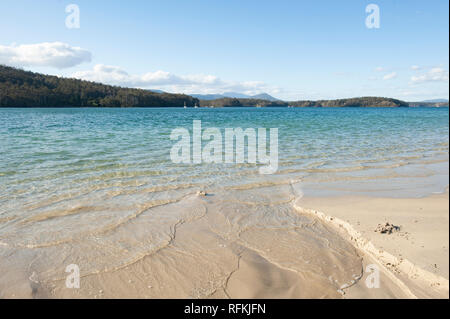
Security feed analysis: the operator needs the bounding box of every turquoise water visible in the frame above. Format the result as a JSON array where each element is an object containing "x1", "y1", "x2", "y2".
[
  {"x1": 1, "y1": 107, "x2": 448, "y2": 202},
  {"x1": 0, "y1": 107, "x2": 448, "y2": 297}
]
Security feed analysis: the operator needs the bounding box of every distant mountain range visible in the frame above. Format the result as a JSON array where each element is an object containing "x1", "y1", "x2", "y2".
[
  {"x1": 191, "y1": 92, "x2": 280, "y2": 101},
  {"x1": 408, "y1": 100, "x2": 449, "y2": 107},
  {"x1": 148, "y1": 89, "x2": 166, "y2": 94},
  {"x1": 419, "y1": 99, "x2": 449, "y2": 103},
  {"x1": 149, "y1": 91, "x2": 449, "y2": 106}
]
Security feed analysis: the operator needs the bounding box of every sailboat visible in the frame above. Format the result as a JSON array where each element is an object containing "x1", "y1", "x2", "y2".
[
  {"x1": 194, "y1": 103, "x2": 198, "y2": 109},
  {"x1": 184, "y1": 102, "x2": 187, "y2": 109}
]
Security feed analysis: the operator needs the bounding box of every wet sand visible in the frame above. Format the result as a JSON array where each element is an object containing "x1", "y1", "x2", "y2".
[{"x1": 0, "y1": 184, "x2": 362, "y2": 298}]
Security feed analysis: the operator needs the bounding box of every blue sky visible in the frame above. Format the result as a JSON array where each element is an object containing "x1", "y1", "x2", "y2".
[{"x1": 0, "y1": 0, "x2": 448, "y2": 101}]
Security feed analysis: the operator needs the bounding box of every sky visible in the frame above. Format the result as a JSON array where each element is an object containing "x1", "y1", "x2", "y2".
[{"x1": 0, "y1": 0, "x2": 448, "y2": 101}]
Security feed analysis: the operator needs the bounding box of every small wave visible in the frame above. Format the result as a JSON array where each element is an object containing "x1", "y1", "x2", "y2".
[
  {"x1": 16, "y1": 196, "x2": 191, "y2": 249},
  {"x1": 224, "y1": 179, "x2": 298, "y2": 191},
  {"x1": 22, "y1": 205, "x2": 106, "y2": 224}
]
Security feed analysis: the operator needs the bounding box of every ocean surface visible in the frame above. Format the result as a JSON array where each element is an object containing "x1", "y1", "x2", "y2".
[{"x1": 0, "y1": 107, "x2": 448, "y2": 297}]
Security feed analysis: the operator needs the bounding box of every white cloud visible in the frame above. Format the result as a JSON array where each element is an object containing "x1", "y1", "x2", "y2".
[
  {"x1": 71, "y1": 64, "x2": 277, "y2": 95},
  {"x1": 0, "y1": 42, "x2": 91, "y2": 69},
  {"x1": 398, "y1": 90, "x2": 415, "y2": 97},
  {"x1": 374, "y1": 66, "x2": 384, "y2": 72},
  {"x1": 411, "y1": 65, "x2": 421, "y2": 70},
  {"x1": 383, "y1": 72, "x2": 397, "y2": 80},
  {"x1": 411, "y1": 67, "x2": 449, "y2": 83}
]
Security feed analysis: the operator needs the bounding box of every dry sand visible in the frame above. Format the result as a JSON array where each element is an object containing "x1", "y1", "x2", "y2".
[{"x1": 294, "y1": 191, "x2": 449, "y2": 298}]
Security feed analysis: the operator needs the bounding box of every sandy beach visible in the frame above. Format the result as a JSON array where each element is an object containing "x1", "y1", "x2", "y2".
[
  {"x1": 2, "y1": 184, "x2": 447, "y2": 299},
  {"x1": 295, "y1": 191, "x2": 449, "y2": 298}
]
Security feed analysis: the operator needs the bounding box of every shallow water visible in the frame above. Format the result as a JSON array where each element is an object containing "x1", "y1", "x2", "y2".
[{"x1": 0, "y1": 107, "x2": 448, "y2": 297}]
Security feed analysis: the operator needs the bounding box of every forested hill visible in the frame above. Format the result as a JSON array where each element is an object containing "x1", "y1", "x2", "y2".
[
  {"x1": 0, "y1": 65, "x2": 199, "y2": 107},
  {"x1": 289, "y1": 97, "x2": 409, "y2": 107},
  {"x1": 200, "y1": 96, "x2": 409, "y2": 108}
]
